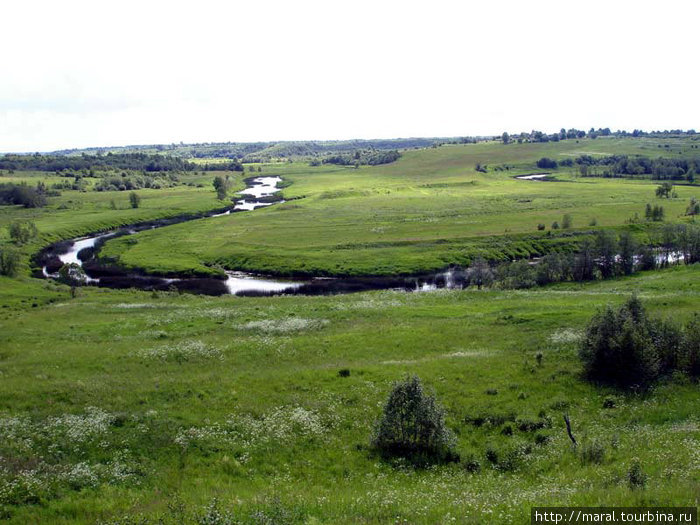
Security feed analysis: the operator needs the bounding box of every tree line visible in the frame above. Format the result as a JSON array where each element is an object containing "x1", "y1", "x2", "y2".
[
  {"x1": 468, "y1": 224, "x2": 700, "y2": 290},
  {"x1": 0, "y1": 153, "x2": 243, "y2": 173},
  {"x1": 502, "y1": 128, "x2": 697, "y2": 144}
]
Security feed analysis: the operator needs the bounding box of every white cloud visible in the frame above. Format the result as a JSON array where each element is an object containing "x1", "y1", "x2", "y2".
[{"x1": 1, "y1": 0, "x2": 698, "y2": 151}]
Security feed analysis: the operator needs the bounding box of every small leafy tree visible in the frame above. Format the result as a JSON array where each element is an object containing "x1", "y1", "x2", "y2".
[
  {"x1": 8, "y1": 220, "x2": 38, "y2": 245},
  {"x1": 618, "y1": 231, "x2": 638, "y2": 275},
  {"x1": 371, "y1": 376, "x2": 457, "y2": 465},
  {"x1": 129, "y1": 192, "x2": 141, "y2": 209},
  {"x1": 680, "y1": 317, "x2": 700, "y2": 378},
  {"x1": 57, "y1": 263, "x2": 87, "y2": 286},
  {"x1": 213, "y1": 175, "x2": 231, "y2": 200},
  {"x1": 562, "y1": 214, "x2": 573, "y2": 229},
  {"x1": 655, "y1": 182, "x2": 673, "y2": 198},
  {"x1": 469, "y1": 257, "x2": 494, "y2": 289}
]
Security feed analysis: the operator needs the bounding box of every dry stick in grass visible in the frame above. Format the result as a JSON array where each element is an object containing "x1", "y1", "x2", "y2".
[{"x1": 564, "y1": 414, "x2": 577, "y2": 446}]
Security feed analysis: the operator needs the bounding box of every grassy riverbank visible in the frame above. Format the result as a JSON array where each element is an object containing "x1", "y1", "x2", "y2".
[
  {"x1": 99, "y1": 137, "x2": 700, "y2": 276},
  {"x1": 0, "y1": 265, "x2": 698, "y2": 523},
  {"x1": 0, "y1": 171, "x2": 244, "y2": 275}
]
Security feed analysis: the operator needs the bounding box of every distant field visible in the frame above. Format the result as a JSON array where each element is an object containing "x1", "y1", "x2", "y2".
[{"x1": 98, "y1": 137, "x2": 700, "y2": 276}]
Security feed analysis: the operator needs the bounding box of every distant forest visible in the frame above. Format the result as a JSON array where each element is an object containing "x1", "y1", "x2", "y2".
[
  {"x1": 45, "y1": 137, "x2": 484, "y2": 162},
  {"x1": 502, "y1": 127, "x2": 697, "y2": 144},
  {"x1": 0, "y1": 153, "x2": 243, "y2": 173}
]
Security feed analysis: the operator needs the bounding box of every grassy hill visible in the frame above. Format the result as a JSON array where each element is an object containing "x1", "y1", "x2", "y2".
[
  {"x1": 99, "y1": 137, "x2": 700, "y2": 277},
  {"x1": 0, "y1": 135, "x2": 698, "y2": 524}
]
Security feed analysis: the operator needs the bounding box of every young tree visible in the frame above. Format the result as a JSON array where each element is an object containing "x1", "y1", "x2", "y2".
[
  {"x1": 655, "y1": 182, "x2": 673, "y2": 198},
  {"x1": 8, "y1": 220, "x2": 38, "y2": 245},
  {"x1": 129, "y1": 192, "x2": 141, "y2": 209},
  {"x1": 618, "y1": 231, "x2": 638, "y2": 275},
  {"x1": 469, "y1": 257, "x2": 494, "y2": 289},
  {"x1": 572, "y1": 239, "x2": 596, "y2": 281},
  {"x1": 213, "y1": 175, "x2": 230, "y2": 200},
  {"x1": 686, "y1": 197, "x2": 700, "y2": 217},
  {"x1": 652, "y1": 205, "x2": 665, "y2": 221},
  {"x1": 57, "y1": 263, "x2": 87, "y2": 286},
  {"x1": 562, "y1": 214, "x2": 573, "y2": 229},
  {"x1": 501, "y1": 132, "x2": 510, "y2": 144},
  {"x1": 0, "y1": 247, "x2": 21, "y2": 276},
  {"x1": 371, "y1": 375, "x2": 457, "y2": 464},
  {"x1": 595, "y1": 230, "x2": 618, "y2": 278}
]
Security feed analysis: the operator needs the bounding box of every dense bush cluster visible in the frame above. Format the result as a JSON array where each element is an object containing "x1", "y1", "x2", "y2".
[
  {"x1": 94, "y1": 172, "x2": 180, "y2": 191},
  {"x1": 575, "y1": 154, "x2": 698, "y2": 182},
  {"x1": 579, "y1": 296, "x2": 700, "y2": 389},
  {"x1": 372, "y1": 376, "x2": 457, "y2": 465},
  {"x1": 0, "y1": 183, "x2": 47, "y2": 207},
  {"x1": 321, "y1": 149, "x2": 401, "y2": 167}
]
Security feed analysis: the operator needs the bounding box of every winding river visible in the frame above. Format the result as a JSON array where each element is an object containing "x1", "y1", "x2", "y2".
[{"x1": 39, "y1": 176, "x2": 454, "y2": 296}]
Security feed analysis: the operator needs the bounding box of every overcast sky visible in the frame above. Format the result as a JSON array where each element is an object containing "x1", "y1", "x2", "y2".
[{"x1": 2, "y1": 0, "x2": 698, "y2": 152}]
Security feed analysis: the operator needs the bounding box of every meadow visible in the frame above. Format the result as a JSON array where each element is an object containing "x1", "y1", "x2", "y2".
[
  {"x1": 0, "y1": 136, "x2": 698, "y2": 524},
  {"x1": 0, "y1": 265, "x2": 698, "y2": 523},
  {"x1": 98, "y1": 137, "x2": 700, "y2": 277}
]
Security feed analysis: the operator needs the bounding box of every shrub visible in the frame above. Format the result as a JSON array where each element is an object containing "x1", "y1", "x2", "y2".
[
  {"x1": 579, "y1": 296, "x2": 660, "y2": 389},
  {"x1": 536, "y1": 157, "x2": 558, "y2": 169},
  {"x1": 534, "y1": 433, "x2": 550, "y2": 446},
  {"x1": 462, "y1": 454, "x2": 481, "y2": 473},
  {"x1": 562, "y1": 214, "x2": 573, "y2": 229},
  {"x1": 371, "y1": 375, "x2": 457, "y2": 465},
  {"x1": 602, "y1": 397, "x2": 617, "y2": 409},
  {"x1": 580, "y1": 440, "x2": 606, "y2": 465},
  {"x1": 537, "y1": 223, "x2": 545, "y2": 231},
  {"x1": 681, "y1": 318, "x2": 700, "y2": 378},
  {"x1": 551, "y1": 221, "x2": 560, "y2": 230},
  {"x1": 8, "y1": 220, "x2": 38, "y2": 245},
  {"x1": 338, "y1": 368, "x2": 351, "y2": 378},
  {"x1": 627, "y1": 460, "x2": 647, "y2": 488},
  {"x1": 0, "y1": 247, "x2": 21, "y2": 276},
  {"x1": 129, "y1": 192, "x2": 141, "y2": 209}
]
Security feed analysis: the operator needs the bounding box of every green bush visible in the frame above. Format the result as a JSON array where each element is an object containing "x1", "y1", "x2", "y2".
[
  {"x1": 371, "y1": 375, "x2": 457, "y2": 465},
  {"x1": 580, "y1": 440, "x2": 606, "y2": 465},
  {"x1": 580, "y1": 296, "x2": 699, "y2": 389},
  {"x1": 579, "y1": 297, "x2": 660, "y2": 389},
  {"x1": 0, "y1": 247, "x2": 21, "y2": 276},
  {"x1": 8, "y1": 220, "x2": 38, "y2": 245},
  {"x1": 680, "y1": 317, "x2": 700, "y2": 378}
]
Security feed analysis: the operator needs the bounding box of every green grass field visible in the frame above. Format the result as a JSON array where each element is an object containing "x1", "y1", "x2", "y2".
[
  {"x1": 0, "y1": 136, "x2": 698, "y2": 523},
  {"x1": 0, "y1": 265, "x2": 698, "y2": 523},
  {"x1": 98, "y1": 138, "x2": 700, "y2": 277}
]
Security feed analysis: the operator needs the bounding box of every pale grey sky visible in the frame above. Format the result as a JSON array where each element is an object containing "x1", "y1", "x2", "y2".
[{"x1": 2, "y1": 0, "x2": 698, "y2": 152}]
